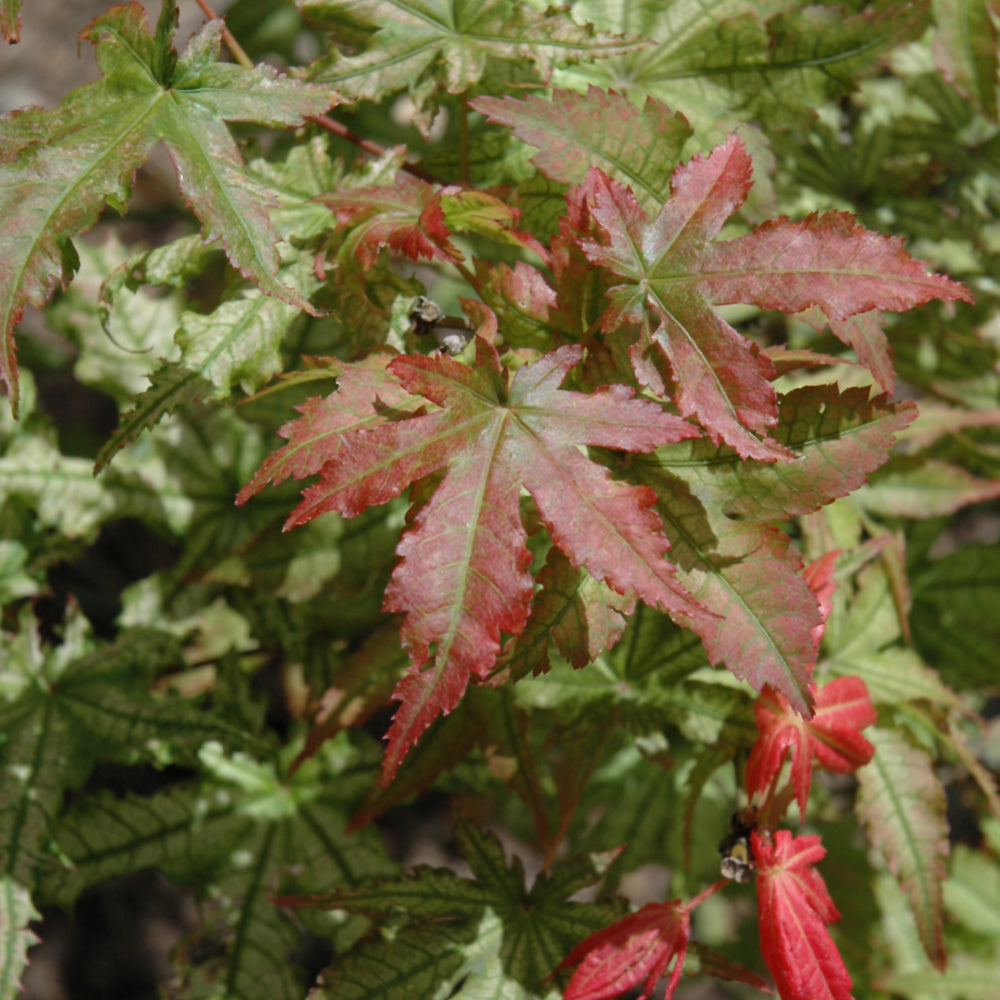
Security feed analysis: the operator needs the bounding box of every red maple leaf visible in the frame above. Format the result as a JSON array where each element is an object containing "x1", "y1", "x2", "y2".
[
  {"x1": 558, "y1": 900, "x2": 691, "y2": 1000},
  {"x1": 745, "y1": 676, "x2": 877, "y2": 820},
  {"x1": 573, "y1": 137, "x2": 972, "y2": 459},
  {"x1": 319, "y1": 172, "x2": 464, "y2": 269},
  {"x1": 754, "y1": 830, "x2": 853, "y2": 1000},
  {"x1": 240, "y1": 332, "x2": 714, "y2": 782}
]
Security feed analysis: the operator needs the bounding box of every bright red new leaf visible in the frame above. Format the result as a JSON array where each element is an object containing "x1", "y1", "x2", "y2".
[
  {"x1": 575, "y1": 136, "x2": 971, "y2": 459},
  {"x1": 754, "y1": 831, "x2": 853, "y2": 1000},
  {"x1": 242, "y1": 332, "x2": 713, "y2": 782},
  {"x1": 746, "y1": 677, "x2": 877, "y2": 819},
  {"x1": 559, "y1": 901, "x2": 691, "y2": 1000}
]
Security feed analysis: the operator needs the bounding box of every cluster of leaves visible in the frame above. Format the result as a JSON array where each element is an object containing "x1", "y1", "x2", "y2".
[{"x1": 1, "y1": 1, "x2": 999, "y2": 999}]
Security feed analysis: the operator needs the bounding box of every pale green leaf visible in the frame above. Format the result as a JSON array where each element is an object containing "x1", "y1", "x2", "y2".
[
  {"x1": 301, "y1": 0, "x2": 648, "y2": 131},
  {"x1": 857, "y1": 727, "x2": 949, "y2": 970},
  {"x1": 943, "y1": 845, "x2": 1000, "y2": 938},
  {"x1": 857, "y1": 457, "x2": 1000, "y2": 518},
  {"x1": 0, "y1": 1, "x2": 333, "y2": 414},
  {"x1": 557, "y1": 0, "x2": 924, "y2": 144},
  {"x1": 885, "y1": 956, "x2": 1000, "y2": 1000},
  {"x1": 95, "y1": 254, "x2": 316, "y2": 473},
  {"x1": 0, "y1": 877, "x2": 37, "y2": 1000}
]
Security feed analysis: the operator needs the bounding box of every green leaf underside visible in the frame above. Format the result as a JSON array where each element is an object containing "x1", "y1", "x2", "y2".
[{"x1": 0, "y1": 2, "x2": 334, "y2": 415}]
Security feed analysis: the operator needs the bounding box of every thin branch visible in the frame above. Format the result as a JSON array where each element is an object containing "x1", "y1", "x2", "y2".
[
  {"x1": 193, "y1": 0, "x2": 253, "y2": 69},
  {"x1": 310, "y1": 115, "x2": 441, "y2": 184}
]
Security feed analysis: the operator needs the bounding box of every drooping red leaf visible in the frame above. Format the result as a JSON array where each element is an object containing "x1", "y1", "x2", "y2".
[
  {"x1": 574, "y1": 136, "x2": 971, "y2": 458},
  {"x1": 242, "y1": 332, "x2": 713, "y2": 782},
  {"x1": 559, "y1": 900, "x2": 691, "y2": 1000},
  {"x1": 753, "y1": 831, "x2": 853, "y2": 1000},
  {"x1": 745, "y1": 677, "x2": 877, "y2": 819},
  {"x1": 803, "y1": 550, "x2": 840, "y2": 648}
]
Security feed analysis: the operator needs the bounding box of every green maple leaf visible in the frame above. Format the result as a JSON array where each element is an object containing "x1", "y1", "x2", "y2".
[
  {"x1": 555, "y1": 0, "x2": 926, "y2": 143},
  {"x1": 280, "y1": 815, "x2": 625, "y2": 1000},
  {"x1": 38, "y1": 739, "x2": 393, "y2": 1000},
  {"x1": 0, "y1": 0, "x2": 335, "y2": 415},
  {"x1": 300, "y1": 0, "x2": 648, "y2": 131}
]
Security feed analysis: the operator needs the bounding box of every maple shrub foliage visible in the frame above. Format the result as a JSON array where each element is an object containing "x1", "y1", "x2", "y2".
[{"x1": 3, "y1": 0, "x2": 1000, "y2": 999}]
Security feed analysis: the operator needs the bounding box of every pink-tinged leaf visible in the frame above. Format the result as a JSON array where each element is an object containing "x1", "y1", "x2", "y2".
[
  {"x1": 381, "y1": 447, "x2": 534, "y2": 780},
  {"x1": 576, "y1": 141, "x2": 787, "y2": 459},
  {"x1": 559, "y1": 901, "x2": 691, "y2": 1000},
  {"x1": 680, "y1": 522, "x2": 820, "y2": 716},
  {"x1": 235, "y1": 353, "x2": 421, "y2": 505},
  {"x1": 796, "y1": 306, "x2": 895, "y2": 392},
  {"x1": 476, "y1": 259, "x2": 561, "y2": 350},
  {"x1": 746, "y1": 677, "x2": 877, "y2": 819},
  {"x1": 754, "y1": 831, "x2": 853, "y2": 1000},
  {"x1": 857, "y1": 727, "x2": 949, "y2": 970},
  {"x1": 857, "y1": 457, "x2": 1000, "y2": 518},
  {"x1": 440, "y1": 189, "x2": 548, "y2": 260},
  {"x1": 703, "y1": 211, "x2": 972, "y2": 320},
  {"x1": 702, "y1": 386, "x2": 917, "y2": 522},
  {"x1": 574, "y1": 137, "x2": 970, "y2": 456},
  {"x1": 896, "y1": 401, "x2": 1000, "y2": 450},
  {"x1": 319, "y1": 173, "x2": 463, "y2": 268},
  {"x1": 471, "y1": 87, "x2": 692, "y2": 215},
  {"x1": 630, "y1": 387, "x2": 911, "y2": 712},
  {"x1": 829, "y1": 311, "x2": 894, "y2": 394},
  {"x1": 247, "y1": 336, "x2": 713, "y2": 781}
]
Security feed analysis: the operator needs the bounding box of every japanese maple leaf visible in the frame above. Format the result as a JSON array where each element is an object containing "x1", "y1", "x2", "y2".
[
  {"x1": 240, "y1": 334, "x2": 713, "y2": 782},
  {"x1": 745, "y1": 677, "x2": 877, "y2": 820},
  {"x1": 0, "y1": 0, "x2": 335, "y2": 415},
  {"x1": 576, "y1": 136, "x2": 972, "y2": 459},
  {"x1": 558, "y1": 900, "x2": 691, "y2": 1000},
  {"x1": 753, "y1": 831, "x2": 853, "y2": 1000},
  {"x1": 300, "y1": 0, "x2": 647, "y2": 133},
  {"x1": 319, "y1": 172, "x2": 464, "y2": 269}
]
